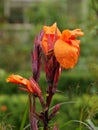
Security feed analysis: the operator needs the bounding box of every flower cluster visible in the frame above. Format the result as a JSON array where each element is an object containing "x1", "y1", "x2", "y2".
[
  {"x1": 6, "y1": 23, "x2": 84, "y2": 130},
  {"x1": 6, "y1": 23, "x2": 84, "y2": 96},
  {"x1": 42, "y1": 23, "x2": 84, "y2": 69}
]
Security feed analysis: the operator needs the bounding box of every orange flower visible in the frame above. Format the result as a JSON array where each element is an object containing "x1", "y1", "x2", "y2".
[
  {"x1": 54, "y1": 29, "x2": 84, "y2": 69},
  {"x1": 6, "y1": 74, "x2": 42, "y2": 96},
  {"x1": 1, "y1": 105, "x2": 7, "y2": 111},
  {"x1": 42, "y1": 23, "x2": 61, "y2": 55}
]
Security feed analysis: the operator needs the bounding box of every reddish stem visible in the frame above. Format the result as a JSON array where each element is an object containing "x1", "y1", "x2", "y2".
[
  {"x1": 43, "y1": 86, "x2": 54, "y2": 130},
  {"x1": 46, "y1": 86, "x2": 54, "y2": 108},
  {"x1": 29, "y1": 94, "x2": 38, "y2": 130}
]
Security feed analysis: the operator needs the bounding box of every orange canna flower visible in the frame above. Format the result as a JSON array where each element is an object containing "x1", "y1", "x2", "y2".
[
  {"x1": 6, "y1": 74, "x2": 42, "y2": 96},
  {"x1": 54, "y1": 29, "x2": 84, "y2": 69},
  {"x1": 42, "y1": 23, "x2": 61, "y2": 55}
]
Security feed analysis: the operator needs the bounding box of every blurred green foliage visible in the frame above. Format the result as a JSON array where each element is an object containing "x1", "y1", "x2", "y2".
[
  {"x1": 0, "y1": 95, "x2": 29, "y2": 130},
  {"x1": 1, "y1": 94, "x2": 98, "y2": 130},
  {"x1": 26, "y1": 0, "x2": 67, "y2": 29}
]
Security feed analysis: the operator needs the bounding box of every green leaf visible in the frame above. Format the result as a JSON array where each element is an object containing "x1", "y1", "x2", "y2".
[
  {"x1": 60, "y1": 120, "x2": 94, "y2": 130},
  {"x1": 20, "y1": 97, "x2": 29, "y2": 130},
  {"x1": 86, "y1": 119, "x2": 98, "y2": 130},
  {"x1": 49, "y1": 101, "x2": 76, "y2": 112},
  {"x1": 60, "y1": 120, "x2": 73, "y2": 129}
]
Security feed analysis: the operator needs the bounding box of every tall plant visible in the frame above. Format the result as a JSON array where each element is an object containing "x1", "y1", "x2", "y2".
[{"x1": 6, "y1": 23, "x2": 84, "y2": 130}]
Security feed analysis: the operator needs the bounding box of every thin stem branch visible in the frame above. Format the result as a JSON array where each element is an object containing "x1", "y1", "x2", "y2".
[
  {"x1": 29, "y1": 94, "x2": 38, "y2": 130},
  {"x1": 43, "y1": 86, "x2": 54, "y2": 130},
  {"x1": 39, "y1": 95, "x2": 45, "y2": 109},
  {"x1": 43, "y1": 110, "x2": 49, "y2": 130},
  {"x1": 46, "y1": 86, "x2": 54, "y2": 108},
  {"x1": 33, "y1": 95, "x2": 36, "y2": 113},
  {"x1": 29, "y1": 94, "x2": 33, "y2": 130}
]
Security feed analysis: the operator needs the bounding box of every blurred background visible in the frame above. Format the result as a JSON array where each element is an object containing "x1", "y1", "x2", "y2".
[{"x1": 0, "y1": 0, "x2": 98, "y2": 130}]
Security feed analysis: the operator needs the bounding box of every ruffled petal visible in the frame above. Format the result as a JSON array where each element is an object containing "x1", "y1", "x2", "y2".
[
  {"x1": 6, "y1": 74, "x2": 42, "y2": 96},
  {"x1": 54, "y1": 39, "x2": 79, "y2": 69},
  {"x1": 41, "y1": 23, "x2": 61, "y2": 55},
  {"x1": 70, "y1": 29, "x2": 84, "y2": 37},
  {"x1": 61, "y1": 30, "x2": 72, "y2": 41},
  {"x1": 6, "y1": 74, "x2": 28, "y2": 86},
  {"x1": 61, "y1": 29, "x2": 84, "y2": 41}
]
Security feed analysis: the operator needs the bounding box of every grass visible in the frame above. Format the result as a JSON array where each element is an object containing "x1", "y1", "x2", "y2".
[{"x1": 0, "y1": 94, "x2": 28, "y2": 130}]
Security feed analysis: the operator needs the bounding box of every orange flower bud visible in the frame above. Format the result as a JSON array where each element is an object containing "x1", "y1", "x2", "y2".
[{"x1": 6, "y1": 74, "x2": 42, "y2": 96}]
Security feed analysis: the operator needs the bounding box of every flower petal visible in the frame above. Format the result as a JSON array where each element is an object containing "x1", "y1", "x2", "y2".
[
  {"x1": 43, "y1": 23, "x2": 61, "y2": 35},
  {"x1": 6, "y1": 74, "x2": 42, "y2": 96},
  {"x1": 54, "y1": 39, "x2": 79, "y2": 69},
  {"x1": 61, "y1": 29, "x2": 84, "y2": 41},
  {"x1": 41, "y1": 23, "x2": 61, "y2": 55},
  {"x1": 71, "y1": 29, "x2": 84, "y2": 37},
  {"x1": 6, "y1": 74, "x2": 28, "y2": 86},
  {"x1": 61, "y1": 30, "x2": 72, "y2": 41}
]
